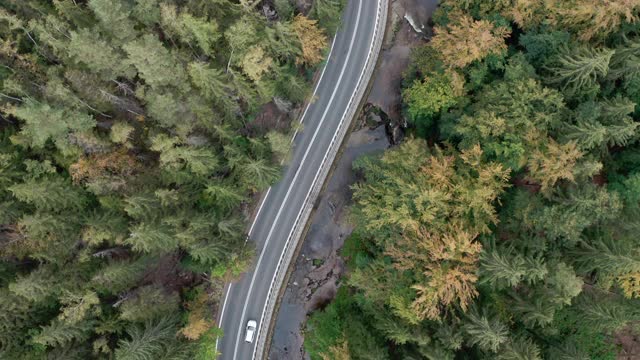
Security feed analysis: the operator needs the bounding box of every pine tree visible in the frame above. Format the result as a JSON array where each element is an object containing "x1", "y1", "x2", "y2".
[
  {"x1": 114, "y1": 315, "x2": 184, "y2": 360},
  {"x1": 510, "y1": 295, "x2": 556, "y2": 328},
  {"x1": 548, "y1": 46, "x2": 614, "y2": 93},
  {"x1": 32, "y1": 319, "x2": 94, "y2": 348},
  {"x1": 9, "y1": 177, "x2": 87, "y2": 211},
  {"x1": 125, "y1": 222, "x2": 178, "y2": 253},
  {"x1": 151, "y1": 134, "x2": 220, "y2": 176},
  {"x1": 118, "y1": 285, "x2": 180, "y2": 323},
  {"x1": 309, "y1": 0, "x2": 346, "y2": 34},
  {"x1": 239, "y1": 158, "x2": 280, "y2": 191},
  {"x1": 67, "y1": 28, "x2": 133, "y2": 80},
  {"x1": 575, "y1": 293, "x2": 640, "y2": 333},
  {"x1": 123, "y1": 34, "x2": 187, "y2": 91},
  {"x1": 497, "y1": 336, "x2": 542, "y2": 360},
  {"x1": 8, "y1": 267, "x2": 57, "y2": 303},
  {"x1": 480, "y1": 245, "x2": 547, "y2": 289},
  {"x1": 88, "y1": 0, "x2": 137, "y2": 42},
  {"x1": 462, "y1": 309, "x2": 509, "y2": 353},
  {"x1": 187, "y1": 241, "x2": 229, "y2": 266},
  {"x1": 91, "y1": 258, "x2": 149, "y2": 294},
  {"x1": 573, "y1": 236, "x2": 640, "y2": 276},
  {"x1": 9, "y1": 100, "x2": 95, "y2": 150}
]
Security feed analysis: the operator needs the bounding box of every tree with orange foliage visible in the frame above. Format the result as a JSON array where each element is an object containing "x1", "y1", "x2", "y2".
[{"x1": 70, "y1": 148, "x2": 141, "y2": 194}]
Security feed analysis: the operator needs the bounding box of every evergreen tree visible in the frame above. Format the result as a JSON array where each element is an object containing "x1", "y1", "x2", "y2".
[
  {"x1": 480, "y1": 245, "x2": 547, "y2": 288},
  {"x1": 125, "y1": 222, "x2": 178, "y2": 253},
  {"x1": 67, "y1": 28, "x2": 133, "y2": 80},
  {"x1": 123, "y1": 34, "x2": 187, "y2": 91},
  {"x1": 548, "y1": 46, "x2": 614, "y2": 94},
  {"x1": 9, "y1": 176, "x2": 87, "y2": 211},
  {"x1": 574, "y1": 236, "x2": 640, "y2": 277},
  {"x1": 8, "y1": 267, "x2": 57, "y2": 303},
  {"x1": 32, "y1": 319, "x2": 94, "y2": 348},
  {"x1": 575, "y1": 293, "x2": 640, "y2": 334},
  {"x1": 463, "y1": 309, "x2": 509, "y2": 353},
  {"x1": 151, "y1": 134, "x2": 219, "y2": 176},
  {"x1": 91, "y1": 258, "x2": 149, "y2": 294},
  {"x1": 114, "y1": 316, "x2": 187, "y2": 360},
  {"x1": 309, "y1": 0, "x2": 345, "y2": 34},
  {"x1": 9, "y1": 100, "x2": 95, "y2": 150},
  {"x1": 497, "y1": 336, "x2": 542, "y2": 360},
  {"x1": 118, "y1": 285, "x2": 180, "y2": 323}
]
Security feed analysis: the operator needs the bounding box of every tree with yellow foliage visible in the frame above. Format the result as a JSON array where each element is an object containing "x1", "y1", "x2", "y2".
[
  {"x1": 386, "y1": 225, "x2": 481, "y2": 321},
  {"x1": 508, "y1": 0, "x2": 640, "y2": 41},
  {"x1": 430, "y1": 15, "x2": 510, "y2": 68},
  {"x1": 320, "y1": 339, "x2": 351, "y2": 360},
  {"x1": 350, "y1": 139, "x2": 509, "y2": 321},
  {"x1": 292, "y1": 14, "x2": 328, "y2": 66},
  {"x1": 241, "y1": 45, "x2": 274, "y2": 81},
  {"x1": 527, "y1": 139, "x2": 583, "y2": 194}
]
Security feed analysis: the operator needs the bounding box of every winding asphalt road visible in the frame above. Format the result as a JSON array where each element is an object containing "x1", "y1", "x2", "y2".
[{"x1": 216, "y1": 1, "x2": 382, "y2": 358}]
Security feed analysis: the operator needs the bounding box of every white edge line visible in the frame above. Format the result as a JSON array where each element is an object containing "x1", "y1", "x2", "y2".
[
  {"x1": 215, "y1": 283, "x2": 233, "y2": 352},
  {"x1": 252, "y1": 0, "x2": 384, "y2": 358},
  {"x1": 298, "y1": 34, "x2": 338, "y2": 126},
  {"x1": 288, "y1": 34, "x2": 338, "y2": 146},
  {"x1": 247, "y1": 187, "x2": 272, "y2": 239}
]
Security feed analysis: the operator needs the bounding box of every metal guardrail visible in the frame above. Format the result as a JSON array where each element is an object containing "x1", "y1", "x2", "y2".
[{"x1": 251, "y1": 0, "x2": 389, "y2": 358}]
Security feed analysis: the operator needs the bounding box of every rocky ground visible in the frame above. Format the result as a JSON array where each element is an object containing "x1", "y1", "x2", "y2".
[{"x1": 268, "y1": 1, "x2": 438, "y2": 359}]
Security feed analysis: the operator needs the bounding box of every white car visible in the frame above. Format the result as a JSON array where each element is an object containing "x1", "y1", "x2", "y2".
[{"x1": 245, "y1": 320, "x2": 257, "y2": 343}]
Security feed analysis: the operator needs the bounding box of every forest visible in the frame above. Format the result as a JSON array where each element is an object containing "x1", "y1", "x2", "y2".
[
  {"x1": 305, "y1": 0, "x2": 640, "y2": 359},
  {"x1": 0, "y1": 0, "x2": 341, "y2": 358}
]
